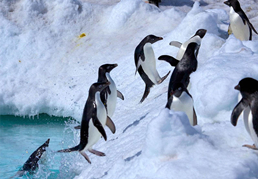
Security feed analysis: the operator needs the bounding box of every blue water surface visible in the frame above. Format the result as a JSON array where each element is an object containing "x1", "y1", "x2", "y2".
[{"x1": 0, "y1": 114, "x2": 77, "y2": 179}]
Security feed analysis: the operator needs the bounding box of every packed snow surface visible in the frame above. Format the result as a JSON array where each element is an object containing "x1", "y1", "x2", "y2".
[{"x1": 1, "y1": 0, "x2": 258, "y2": 178}]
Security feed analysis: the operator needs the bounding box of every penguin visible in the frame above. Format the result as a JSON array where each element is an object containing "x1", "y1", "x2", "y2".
[
  {"x1": 74, "y1": 64, "x2": 124, "y2": 130},
  {"x1": 231, "y1": 77, "x2": 258, "y2": 150},
  {"x1": 97, "y1": 64, "x2": 124, "y2": 118},
  {"x1": 168, "y1": 29, "x2": 207, "y2": 60},
  {"x1": 58, "y1": 82, "x2": 115, "y2": 163},
  {"x1": 14, "y1": 139, "x2": 50, "y2": 177},
  {"x1": 135, "y1": 34, "x2": 170, "y2": 103},
  {"x1": 145, "y1": 0, "x2": 161, "y2": 7},
  {"x1": 224, "y1": 0, "x2": 258, "y2": 41},
  {"x1": 159, "y1": 42, "x2": 199, "y2": 126}
]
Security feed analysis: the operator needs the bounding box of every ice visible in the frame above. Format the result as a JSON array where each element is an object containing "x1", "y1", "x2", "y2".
[{"x1": 1, "y1": 0, "x2": 258, "y2": 178}]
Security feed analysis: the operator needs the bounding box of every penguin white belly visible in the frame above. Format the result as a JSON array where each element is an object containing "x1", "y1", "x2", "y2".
[
  {"x1": 245, "y1": 109, "x2": 258, "y2": 147},
  {"x1": 141, "y1": 43, "x2": 161, "y2": 84},
  {"x1": 176, "y1": 36, "x2": 201, "y2": 60},
  {"x1": 170, "y1": 91, "x2": 195, "y2": 126},
  {"x1": 230, "y1": 7, "x2": 250, "y2": 41},
  {"x1": 106, "y1": 73, "x2": 117, "y2": 117},
  {"x1": 84, "y1": 92, "x2": 107, "y2": 150},
  {"x1": 243, "y1": 107, "x2": 251, "y2": 136}
]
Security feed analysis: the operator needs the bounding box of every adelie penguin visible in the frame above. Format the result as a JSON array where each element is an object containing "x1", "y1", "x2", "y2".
[
  {"x1": 75, "y1": 64, "x2": 124, "y2": 130},
  {"x1": 12, "y1": 139, "x2": 50, "y2": 178},
  {"x1": 145, "y1": 0, "x2": 161, "y2": 7},
  {"x1": 231, "y1": 77, "x2": 258, "y2": 150},
  {"x1": 97, "y1": 64, "x2": 124, "y2": 118},
  {"x1": 159, "y1": 42, "x2": 200, "y2": 126},
  {"x1": 58, "y1": 82, "x2": 116, "y2": 163},
  {"x1": 134, "y1": 34, "x2": 170, "y2": 103},
  {"x1": 224, "y1": 0, "x2": 258, "y2": 41}
]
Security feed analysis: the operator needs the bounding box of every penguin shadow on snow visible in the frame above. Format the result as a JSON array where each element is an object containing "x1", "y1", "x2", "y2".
[
  {"x1": 123, "y1": 112, "x2": 149, "y2": 133},
  {"x1": 160, "y1": 0, "x2": 208, "y2": 7}
]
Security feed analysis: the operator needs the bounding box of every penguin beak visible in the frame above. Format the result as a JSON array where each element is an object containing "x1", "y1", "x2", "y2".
[
  {"x1": 224, "y1": 1, "x2": 230, "y2": 6},
  {"x1": 158, "y1": 37, "x2": 163, "y2": 41},
  {"x1": 234, "y1": 84, "x2": 240, "y2": 91}
]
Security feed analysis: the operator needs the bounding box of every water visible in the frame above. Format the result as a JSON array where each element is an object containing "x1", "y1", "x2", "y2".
[{"x1": 0, "y1": 114, "x2": 77, "y2": 179}]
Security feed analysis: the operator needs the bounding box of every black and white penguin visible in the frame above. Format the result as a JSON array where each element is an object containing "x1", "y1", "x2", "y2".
[
  {"x1": 168, "y1": 29, "x2": 207, "y2": 60},
  {"x1": 135, "y1": 34, "x2": 170, "y2": 103},
  {"x1": 224, "y1": 0, "x2": 258, "y2": 40},
  {"x1": 231, "y1": 77, "x2": 258, "y2": 150},
  {"x1": 146, "y1": 0, "x2": 161, "y2": 7},
  {"x1": 14, "y1": 139, "x2": 50, "y2": 177},
  {"x1": 159, "y1": 42, "x2": 199, "y2": 126},
  {"x1": 58, "y1": 82, "x2": 115, "y2": 163},
  {"x1": 97, "y1": 64, "x2": 124, "y2": 118}
]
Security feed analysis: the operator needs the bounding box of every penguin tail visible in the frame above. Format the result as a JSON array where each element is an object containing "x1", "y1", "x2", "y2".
[
  {"x1": 57, "y1": 145, "x2": 80, "y2": 153},
  {"x1": 140, "y1": 85, "x2": 151, "y2": 103}
]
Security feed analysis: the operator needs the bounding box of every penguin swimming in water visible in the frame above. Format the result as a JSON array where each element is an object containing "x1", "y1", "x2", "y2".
[
  {"x1": 231, "y1": 77, "x2": 258, "y2": 150},
  {"x1": 135, "y1": 34, "x2": 170, "y2": 103},
  {"x1": 159, "y1": 42, "x2": 199, "y2": 126},
  {"x1": 58, "y1": 82, "x2": 115, "y2": 163},
  {"x1": 13, "y1": 139, "x2": 50, "y2": 177},
  {"x1": 224, "y1": 0, "x2": 258, "y2": 40}
]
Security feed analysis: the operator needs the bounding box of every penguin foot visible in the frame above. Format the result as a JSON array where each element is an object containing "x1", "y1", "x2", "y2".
[
  {"x1": 158, "y1": 71, "x2": 170, "y2": 84},
  {"x1": 79, "y1": 151, "x2": 92, "y2": 164},
  {"x1": 89, "y1": 149, "x2": 106, "y2": 156},
  {"x1": 242, "y1": 144, "x2": 258, "y2": 150}
]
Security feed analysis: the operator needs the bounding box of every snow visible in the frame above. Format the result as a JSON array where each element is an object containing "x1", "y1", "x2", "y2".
[{"x1": 1, "y1": 0, "x2": 258, "y2": 178}]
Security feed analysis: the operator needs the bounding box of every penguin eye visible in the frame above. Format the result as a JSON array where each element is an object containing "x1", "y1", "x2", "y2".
[{"x1": 178, "y1": 87, "x2": 182, "y2": 91}]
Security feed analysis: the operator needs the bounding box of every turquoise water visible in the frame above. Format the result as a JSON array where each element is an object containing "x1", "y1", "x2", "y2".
[{"x1": 0, "y1": 114, "x2": 77, "y2": 179}]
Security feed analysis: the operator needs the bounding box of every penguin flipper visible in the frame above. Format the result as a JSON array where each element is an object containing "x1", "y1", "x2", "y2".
[
  {"x1": 157, "y1": 71, "x2": 171, "y2": 84},
  {"x1": 165, "y1": 95, "x2": 173, "y2": 109},
  {"x1": 169, "y1": 41, "x2": 182, "y2": 48},
  {"x1": 247, "y1": 20, "x2": 258, "y2": 34},
  {"x1": 117, "y1": 90, "x2": 124, "y2": 100},
  {"x1": 231, "y1": 99, "x2": 248, "y2": 126},
  {"x1": 106, "y1": 116, "x2": 116, "y2": 134},
  {"x1": 92, "y1": 112, "x2": 107, "y2": 141},
  {"x1": 158, "y1": 55, "x2": 179, "y2": 66},
  {"x1": 79, "y1": 151, "x2": 91, "y2": 164},
  {"x1": 140, "y1": 85, "x2": 151, "y2": 103},
  {"x1": 192, "y1": 107, "x2": 198, "y2": 126}
]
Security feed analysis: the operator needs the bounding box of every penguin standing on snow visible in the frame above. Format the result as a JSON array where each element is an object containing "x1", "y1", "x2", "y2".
[
  {"x1": 168, "y1": 29, "x2": 207, "y2": 60},
  {"x1": 135, "y1": 35, "x2": 170, "y2": 103},
  {"x1": 159, "y1": 42, "x2": 200, "y2": 126},
  {"x1": 58, "y1": 82, "x2": 116, "y2": 163},
  {"x1": 231, "y1": 77, "x2": 258, "y2": 150},
  {"x1": 224, "y1": 0, "x2": 258, "y2": 41}
]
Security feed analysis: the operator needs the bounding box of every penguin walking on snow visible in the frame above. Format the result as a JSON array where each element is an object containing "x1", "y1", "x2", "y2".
[
  {"x1": 58, "y1": 82, "x2": 115, "y2": 163},
  {"x1": 231, "y1": 77, "x2": 258, "y2": 150},
  {"x1": 224, "y1": 0, "x2": 258, "y2": 41},
  {"x1": 159, "y1": 42, "x2": 200, "y2": 126},
  {"x1": 135, "y1": 34, "x2": 170, "y2": 103}
]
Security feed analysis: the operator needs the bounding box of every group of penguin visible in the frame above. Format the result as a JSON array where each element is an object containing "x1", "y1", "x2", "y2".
[{"x1": 14, "y1": 0, "x2": 258, "y2": 177}]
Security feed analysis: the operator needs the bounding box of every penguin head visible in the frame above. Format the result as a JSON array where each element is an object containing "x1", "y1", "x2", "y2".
[
  {"x1": 99, "y1": 64, "x2": 118, "y2": 73},
  {"x1": 235, "y1": 77, "x2": 258, "y2": 94},
  {"x1": 144, "y1": 35, "x2": 163, "y2": 44},
  {"x1": 194, "y1": 29, "x2": 207, "y2": 38},
  {"x1": 224, "y1": 0, "x2": 241, "y2": 10}
]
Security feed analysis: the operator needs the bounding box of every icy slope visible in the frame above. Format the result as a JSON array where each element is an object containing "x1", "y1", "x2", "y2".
[{"x1": 1, "y1": 0, "x2": 258, "y2": 178}]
